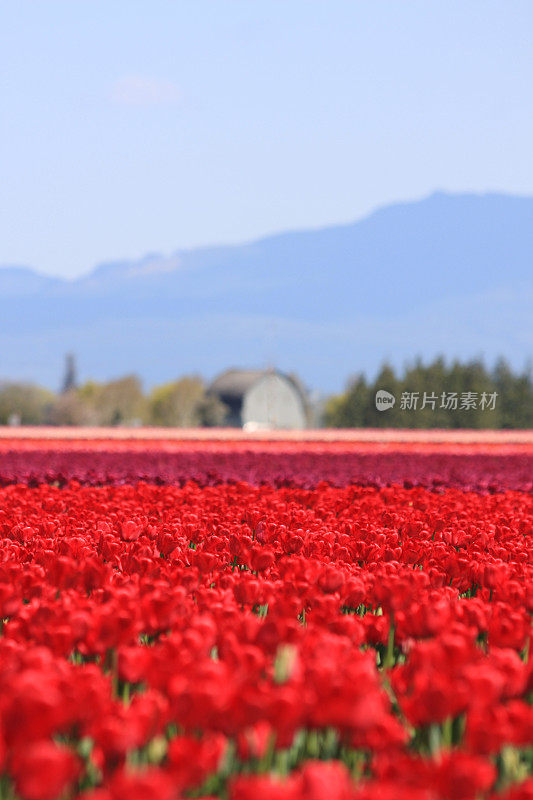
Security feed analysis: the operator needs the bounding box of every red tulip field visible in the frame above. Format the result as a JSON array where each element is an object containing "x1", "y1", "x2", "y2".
[{"x1": 0, "y1": 432, "x2": 531, "y2": 800}]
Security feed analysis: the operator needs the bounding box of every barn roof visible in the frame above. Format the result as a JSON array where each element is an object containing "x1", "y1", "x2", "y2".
[{"x1": 209, "y1": 369, "x2": 270, "y2": 400}]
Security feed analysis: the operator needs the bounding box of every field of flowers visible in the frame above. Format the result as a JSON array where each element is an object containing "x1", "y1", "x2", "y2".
[{"x1": 0, "y1": 433, "x2": 531, "y2": 800}]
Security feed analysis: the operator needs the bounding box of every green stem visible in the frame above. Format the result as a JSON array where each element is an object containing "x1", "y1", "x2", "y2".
[
  {"x1": 383, "y1": 615, "x2": 395, "y2": 670},
  {"x1": 442, "y1": 716, "x2": 453, "y2": 749}
]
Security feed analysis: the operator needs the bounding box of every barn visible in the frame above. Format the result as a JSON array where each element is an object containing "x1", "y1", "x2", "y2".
[{"x1": 209, "y1": 369, "x2": 308, "y2": 430}]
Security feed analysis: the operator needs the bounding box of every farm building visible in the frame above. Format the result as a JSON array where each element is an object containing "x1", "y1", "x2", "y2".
[{"x1": 209, "y1": 369, "x2": 308, "y2": 430}]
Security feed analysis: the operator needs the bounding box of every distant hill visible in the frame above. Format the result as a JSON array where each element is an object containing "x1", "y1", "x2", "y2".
[{"x1": 1, "y1": 192, "x2": 532, "y2": 391}]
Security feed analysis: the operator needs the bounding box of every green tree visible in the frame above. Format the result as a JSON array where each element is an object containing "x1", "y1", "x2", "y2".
[
  {"x1": 323, "y1": 374, "x2": 369, "y2": 427},
  {"x1": 493, "y1": 358, "x2": 533, "y2": 429},
  {"x1": 366, "y1": 363, "x2": 402, "y2": 427},
  {"x1": 148, "y1": 376, "x2": 226, "y2": 427},
  {"x1": 76, "y1": 375, "x2": 145, "y2": 426},
  {"x1": 0, "y1": 382, "x2": 55, "y2": 425},
  {"x1": 324, "y1": 357, "x2": 532, "y2": 429}
]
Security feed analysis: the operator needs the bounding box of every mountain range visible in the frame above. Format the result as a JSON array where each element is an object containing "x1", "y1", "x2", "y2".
[{"x1": 1, "y1": 191, "x2": 532, "y2": 392}]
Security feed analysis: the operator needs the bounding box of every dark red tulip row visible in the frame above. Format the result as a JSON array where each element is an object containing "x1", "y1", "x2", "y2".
[{"x1": 0, "y1": 442, "x2": 532, "y2": 491}]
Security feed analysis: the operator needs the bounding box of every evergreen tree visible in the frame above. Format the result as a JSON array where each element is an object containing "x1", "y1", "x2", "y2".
[
  {"x1": 366, "y1": 363, "x2": 402, "y2": 427},
  {"x1": 324, "y1": 374, "x2": 369, "y2": 427},
  {"x1": 61, "y1": 353, "x2": 78, "y2": 394}
]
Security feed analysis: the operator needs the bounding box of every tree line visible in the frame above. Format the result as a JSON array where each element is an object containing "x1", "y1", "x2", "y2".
[
  {"x1": 324, "y1": 357, "x2": 532, "y2": 428},
  {"x1": 0, "y1": 376, "x2": 227, "y2": 427},
  {"x1": 0, "y1": 357, "x2": 531, "y2": 428}
]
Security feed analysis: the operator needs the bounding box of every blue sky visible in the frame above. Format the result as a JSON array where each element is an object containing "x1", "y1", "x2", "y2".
[{"x1": 1, "y1": 0, "x2": 532, "y2": 278}]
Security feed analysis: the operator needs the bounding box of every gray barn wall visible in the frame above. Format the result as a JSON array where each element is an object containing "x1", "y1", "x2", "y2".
[{"x1": 242, "y1": 374, "x2": 306, "y2": 429}]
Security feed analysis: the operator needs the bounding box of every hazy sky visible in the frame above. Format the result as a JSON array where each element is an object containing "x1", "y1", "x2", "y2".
[{"x1": 1, "y1": 1, "x2": 532, "y2": 278}]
